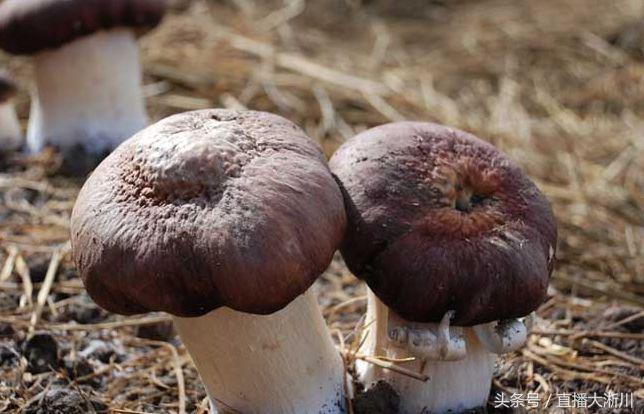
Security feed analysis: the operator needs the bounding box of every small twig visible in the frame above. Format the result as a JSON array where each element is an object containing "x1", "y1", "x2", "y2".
[
  {"x1": 126, "y1": 338, "x2": 186, "y2": 414},
  {"x1": 313, "y1": 85, "x2": 338, "y2": 137},
  {"x1": 589, "y1": 340, "x2": 644, "y2": 367},
  {"x1": 492, "y1": 378, "x2": 516, "y2": 395},
  {"x1": 522, "y1": 349, "x2": 608, "y2": 383},
  {"x1": 46, "y1": 315, "x2": 172, "y2": 331},
  {"x1": 604, "y1": 309, "x2": 644, "y2": 330},
  {"x1": 527, "y1": 346, "x2": 644, "y2": 385},
  {"x1": 220, "y1": 30, "x2": 390, "y2": 96},
  {"x1": 368, "y1": 355, "x2": 416, "y2": 363},
  {"x1": 0, "y1": 176, "x2": 75, "y2": 197},
  {"x1": 195, "y1": 397, "x2": 211, "y2": 414},
  {"x1": 0, "y1": 245, "x2": 18, "y2": 281},
  {"x1": 553, "y1": 274, "x2": 644, "y2": 307},
  {"x1": 29, "y1": 246, "x2": 67, "y2": 333},
  {"x1": 256, "y1": 0, "x2": 305, "y2": 32},
  {"x1": 146, "y1": 64, "x2": 214, "y2": 90},
  {"x1": 14, "y1": 255, "x2": 33, "y2": 309},
  {"x1": 342, "y1": 350, "x2": 429, "y2": 382},
  {"x1": 324, "y1": 295, "x2": 366, "y2": 317},
  {"x1": 220, "y1": 93, "x2": 248, "y2": 110},
  {"x1": 156, "y1": 95, "x2": 213, "y2": 110},
  {"x1": 531, "y1": 329, "x2": 644, "y2": 341},
  {"x1": 362, "y1": 92, "x2": 405, "y2": 122}
]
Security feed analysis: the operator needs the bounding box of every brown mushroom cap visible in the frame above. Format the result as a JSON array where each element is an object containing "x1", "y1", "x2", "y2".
[
  {"x1": 0, "y1": 0, "x2": 167, "y2": 55},
  {"x1": 330, "y1": 122, "x2": 557, "y2": 326},
  {"x1": 71, "y1": 109, "x2": 347, "y2": 317},
  {"x1": 0, "y1": 72, "x2": 17, "y2": 103}
]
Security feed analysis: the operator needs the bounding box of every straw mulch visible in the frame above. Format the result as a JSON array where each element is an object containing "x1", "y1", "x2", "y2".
[{"x1": 0, "y1": 0, "x2": 642, "y2": 412}]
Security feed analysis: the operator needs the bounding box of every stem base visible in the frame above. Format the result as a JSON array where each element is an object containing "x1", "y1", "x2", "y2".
[
  {"x1": 173, "y1": 288, "x2": 346, "y2": 414},
  {"x1": 358, "y1": 289, "x2": 494, "y2": 414}
]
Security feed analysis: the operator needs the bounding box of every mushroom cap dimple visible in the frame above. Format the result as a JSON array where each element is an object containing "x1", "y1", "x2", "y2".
[
  {"x1": 330, "y1": 122, "x2": 557, "y2": 326},
  {"x1": 71, "y1": 109, "x2": 347, "y2": 317},
  {"x1": 0, "y1": 0, "x2": 168, "y2": 55}
]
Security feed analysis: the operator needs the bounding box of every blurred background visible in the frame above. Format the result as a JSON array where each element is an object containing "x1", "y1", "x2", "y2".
[{"x1": 0, "y1": 0, "x2": 642, "y2": 412}]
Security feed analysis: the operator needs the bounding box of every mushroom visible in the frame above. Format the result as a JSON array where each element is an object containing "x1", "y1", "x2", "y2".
[
  {"x1": 0, "y1": 0, "x2": 168, "y2": 172},
  {"x1": 71, "y1": 109, "x2": 348, "y2": 414},
  {"x1": 329, "y1": 122, "x2": 557, "y2": 413},
  {"x1": 0, "y1": 72, "x2": 21, "y2": 152}
]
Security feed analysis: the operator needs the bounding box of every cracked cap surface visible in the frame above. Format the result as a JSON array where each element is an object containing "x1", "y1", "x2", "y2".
[{"x1": 71, "y1": 109, "x2": 347, "y2": 317}]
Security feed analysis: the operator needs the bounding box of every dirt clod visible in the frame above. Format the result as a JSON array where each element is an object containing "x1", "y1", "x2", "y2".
[
  {"x1": 22, "y1": 333, "x2": 59, "y2": 374},
  {"x1": 353, "y1": 381, "x2": 400, "y2": 414},
  {"x1": 0, "y1": 343, "x2": 18, "y2": 366},
  {"x1": 63, "y1": 357, "x2": 94, "y2": 381},
  {"x1": 79, "y1": 339, "x2": 124, "y2": 364},
  {"x1": 23, "y1": 387, "x2": 107, "y2": 414}
]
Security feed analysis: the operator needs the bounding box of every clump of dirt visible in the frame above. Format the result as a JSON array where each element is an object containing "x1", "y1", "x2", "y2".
[
  {"x1": 352, "y1": 380, "x2": 400, "y2": 414},
  {"x1": 63, "y1": 357, "x2": 95, "y2": 381},
  {"x1": 54, "y1": 293, "x2": 106, "y2": 324},
  {"x1": 22, "y1": 333, "x2": 59, "y2": 374},
  {"x1": 352, "y1": 381, "x2": 488, "y2": 414},
  {"x1": 0, "y1": 292, "x2": 18, "y2": 313},
  {"x1": 25, "y1": 252, "x2": 52, "y2": 284},
  {"x1": 79, "y1": 339, "x2": 125, "y2": 364},
  {"x1": 23, "y1": 386, "x2": 107, "y2": 414},
  {"x1": 0, "y1": 342, "x2": 18, "y2": 366}
]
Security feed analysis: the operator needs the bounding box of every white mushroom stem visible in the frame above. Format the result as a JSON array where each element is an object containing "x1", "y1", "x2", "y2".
[
  {"x1": 27, "y1": 28, "x2": 147, "y2": 156},
  {"x1": 172, "y1": 287, "x2": 346, "y2": 414},
  {"x1": 0, "y1": 100, "x2": 21, "y2": 151},
  {"x1": 473, "y1": 318, "x2": 527, "y2": 354},
  {"x1": 357, "y1": 288, "x2": 528, "y2": 414}
]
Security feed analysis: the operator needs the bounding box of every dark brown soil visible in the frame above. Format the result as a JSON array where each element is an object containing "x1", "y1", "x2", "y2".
[{"x1": 353, "y1": 381, "x2": 400, "y2": 414}]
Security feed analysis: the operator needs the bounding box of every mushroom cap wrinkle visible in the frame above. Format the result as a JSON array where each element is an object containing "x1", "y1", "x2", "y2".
[
  {"x1": 330, "y1": 122, "x2": 557, "y2": 326},
  {"x1": 0, "y1": 0, "x2": 167, "y2": 55},
  {"x1": 71, "y1": 109, "x2": 347, "y2": 317}
]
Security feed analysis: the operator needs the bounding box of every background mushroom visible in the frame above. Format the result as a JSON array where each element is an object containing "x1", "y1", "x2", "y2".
[
  {"x1": 329, "y1": 122, "x2": 557, "y2": 413},
  {"x1": 71, "y1": 109, "x2": 348, "y2": 414},
  {"x1": 0, "y1": 0, "x2": 168, "y2": 174},
  {"x1": 0, "y1": 72, "x2": 20, "y2": 152}
]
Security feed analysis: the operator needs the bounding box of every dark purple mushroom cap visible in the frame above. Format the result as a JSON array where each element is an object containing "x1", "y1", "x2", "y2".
[
  {"x1": 71, "y1": 109, "x2": 346, "y2": 317},
  {"x1": 0, "y1": 72, "x2": 17, "y2": 103},
  {"x1": 330, "y1": 122, "x2": 557, "y2": 326},
  {"x1": 0, "y1": 0, "x2": 167, "y2": 55}
]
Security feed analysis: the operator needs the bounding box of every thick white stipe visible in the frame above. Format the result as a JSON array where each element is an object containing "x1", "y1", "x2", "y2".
[
  {"x1": 0, "y1": 101, "x2": 21, "y2": 151},
  {"x1": 27, "y1": 29, "x2": 147, "y2": 155},
  {"x1": 358, "y1": 289, "x2": 507, "y2": 414},
  {"x1": 173, "y1": 288, "x2": 346, "y2": 414}
]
